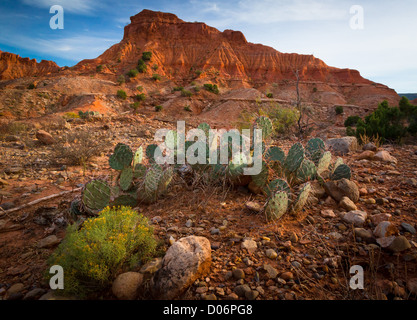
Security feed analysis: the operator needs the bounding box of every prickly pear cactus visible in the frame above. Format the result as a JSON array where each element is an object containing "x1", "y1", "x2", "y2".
[
  {"x1": 134, "y1": 163, "x2": 147, "y2": 179},
  {"x1": 119, "y1": 167, "x2": 133, "y2": 191},
  {"x1": 296, "y1": 159, "x2": 317, "y2": 183},
  {"x1": 265, "y1": 179, "x2": 291, "y2": 198},
  {"x1": 109, "y1": 143, "x2": 133, "y2": 170},
  {"x1": 317, "y1": 151, "x2": 332, "y2": 175},
  {"x1": 70, "y1": 198, "x2": 83, "y2": 216},
  {"x1": 265, "y1": 146, "x2": 285, "y2": 164},
  {"x1": 158, "y1": 166, "x2": 174, "y2": 194},
  {"x1": 284, "y1": 142, "x2": 305, "y2": 173},
  {"x1": 254, "y1": 116, "x2": 273, "y2": 140},
  {"x1": 330, "y1": 163, "x2": 351, "y2": 180},
  {"x1": 290, "y1": 182, "x2": 311, "y2": 215},
  {"x1": 146, "y1": 144, "x2": 160, "y2": 163},
  {"x1": 305, "y1": 138, "x2": 326, "y2": 165},
  {"x1": 265, "y1": 191, "x2": 288, "y2": 222},
  {"x1": 133, "y1": 146, "x2": 143, "y2": 167},
  {"x1": 111, "y1": 194, "x2": 137, "y2": 208},
  {"x1": 251, "y1": 161, "x2": 269, "y2": 188},
  {"x1": 333, "y1": 157, "x2": 344, "y2": 172},
  {"x1": 82, "y1": 180, "x2": 111, "y2": 211},
  {"x1": 197, "y1": 123, "x2": 211, "y2": 137}
]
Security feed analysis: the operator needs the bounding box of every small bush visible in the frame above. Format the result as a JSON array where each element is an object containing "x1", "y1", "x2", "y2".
[
  {"x1": 128, "y1": 69, "x2": 139, "y2": 78},
  {"x1": 266, "y1": 93, "x2": 273, "y2": 99},
  {"x1": 152, "y1": 64, "x2": 158, "y2": 71},
  {"x1": 135, "y1": 93, "x2": 146, "y2": 101},
  {"x1": 131, "y1": 101, "x2": 140, "y2": 110},
  {"x1": 335, "y1": 106, "x2": 344, "y2": 115},
  {"x1": 155, "y1": 105, "x2": 163, "y2": 112},
  {"x1": 204, "y1": 83, "x2": 219, "y2": 94},
  {"x1": 117, "y1": 74, "x2": 125, "y2": 85},
  {"x1": 193, "y1": 86, "x2": 200, "y2": 92},
  {"x1": 152, "y1": 74, "x2": 161, "y2": 81},
  {"x1": 28, "y1": 83, "x2": 36, "y2": 89},
  {"x1": 172, "y1": 86, "x2": 184, "y2": 92},
  {"x1": 181, "y1": 89, "x2": 192, "y2": 97},
  {"x1": 137, "y1": 86, "x2": 143, "y2": 92},
  {"x1": 47, "y1": 206, "x2": 156, "y2": 297},
  {"x1": 142, "y1": 51, "x2": 152, "y2": 61},
  {"x1": 96, "y1": 65, "x2": 103, "y2": 72},
  {"x1": 313, "y1": 87, "x2": 318, "y2": 93},
  {"x1": 184, "y1": 105, "x2": 191, "y2": 112},
  {"x1": 137, "y1": 59, "x2": 147, "y2": 73},
  {"x1": 117, "y1": 90, "x2": 127, "y2": 100},
  {"x1": 344, "y1": 116, "x2": 361, "y2": 127},
  {"x1": 346, "y1": 126, "x2": 356, "y2": 136},
  {"x1": 195, "y1": 70, "x2": 203, "y2": 76},
  {"x1": 64, "y1": 112, "x2": 80, "y2": 119}
]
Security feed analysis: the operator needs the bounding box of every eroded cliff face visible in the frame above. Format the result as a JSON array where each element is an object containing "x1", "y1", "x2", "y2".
[
  {"x1": 74, "y1": 9, "x2": 399, "y2": 107},
  {"x1": 0, "y1": 51, "x2": 60, "y2": 80}
]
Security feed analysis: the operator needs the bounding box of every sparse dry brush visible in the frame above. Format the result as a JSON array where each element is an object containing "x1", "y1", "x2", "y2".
[{"x1": 48, "y1": 127, "x2": 110, "y2": 168}]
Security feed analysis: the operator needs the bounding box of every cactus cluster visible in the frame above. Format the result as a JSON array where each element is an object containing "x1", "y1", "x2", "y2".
[
  {"x1": 78, "y1": 110, "x2": 100, "y2": 119},
  {"x1": 72, "y1": 115, "x2": 352, "y2": 224}
]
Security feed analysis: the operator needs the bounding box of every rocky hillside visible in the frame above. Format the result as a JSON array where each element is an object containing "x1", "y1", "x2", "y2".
[
  {"x1": 75, "y1": 9, "x2": 399, "y2": 107},
  {"x1": 0, "y1": 51, "x2": 60, "y2": 80}
]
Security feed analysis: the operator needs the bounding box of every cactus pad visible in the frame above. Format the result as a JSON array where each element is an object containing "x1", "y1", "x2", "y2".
[
  {"x1": 265, "y1": 146, "x2": 285, "y2": 164},
  {"x1": 284, "y1": 142, "x2": 305, "y2": 173},
  {"x1": 109, "y1": 143, "x2": 133, "y2": 170},
  {"x1": 265, "y1": 191, "x2": 288, "y2": 222},
  {"x1": 82, "y1": 180, "x2": 111, "y2": 211},
  {"x1": 254, "y1": 116, "x2": 273, "y2": 140},
  {"x1": 111, "y1": 195, "x2": 137, "y2": 208},
  {"x1": 296, "y1": 159, "x2": 317, "y2": 183},
  {"x1": 120, "y1": 167, "x2": 133, "y2": 191},
  {"x1": 306, "y1": 138, "x2": 326, "y2": 165},
  {"x1": 265, "y1": 179, "x2": 291, "y2": 198},
  {"x1": 291, "y1": 182, "x2": 311, "y2": 214},
  {"x1": 330, "y1": 163, "x2": 351, "y2": 180},
  {"x1": 317, "y1": 151, "x2": 331, "y2": 174}
]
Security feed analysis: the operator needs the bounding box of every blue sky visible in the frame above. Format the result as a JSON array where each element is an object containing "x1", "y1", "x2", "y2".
[{"x1": 0, "y1": 0, "x2": 416, "y2": 93}]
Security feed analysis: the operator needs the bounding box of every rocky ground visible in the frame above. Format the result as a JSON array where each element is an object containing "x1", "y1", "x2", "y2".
[{"x1": 0, "y1": 113, "x2": 417, "y2": 301}]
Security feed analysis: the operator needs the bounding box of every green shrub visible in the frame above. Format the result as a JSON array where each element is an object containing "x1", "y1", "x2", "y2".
[
  {"x1": 172, "y1": 86, "x2": 184, "y2": 92},
  {"x1": 136, "y1": 93, "x2": 146, "y2": 101},
  {"x1": 47, "y1": 206, "x2": 156, "y2": 297},
  {"x1": 195, "y1": 70, "x2": 202, "y2": 76},
  {"x1": 137, "y1": 59, "x2": 147, "y2": 73},
  {"x1": 155, "y1": 105, "x2": 163, "y2": 112},
  {"x1": 204, "y1": 83, "x2": 219, "y2": 94},
  {"x1": 152, "y1": 74, "x2": 161, "y2": 81},
  {"x1": 128, "y1": 69, "x2": 139, "y2": 78},
  {"x1": 117, "y1": 90, "x2": 127, "y2": 100},
  {"x1": 28, "y1": 83, "x2": 36, "y2": 89},
  {"x1": 335, "y1": 106, "x2": 344, "y2": 115},
  {"x1": 355, "y1": 100, "x2": 408, "y2": 143},
  {"x1": 184, "y1": 105, "x2": 191, "y2": 112},
  {"x1": 313, "y1": 87, "x2": 318, "y2": 93},
  {"x1": 117, "y1": 74, "x2": 125, "y2": 85},
  {"x1": 131, "y1": 101, "x2": 140, "y2": 110},
  {"x1": 344, "y1": 116, "x2": 361, "y2": 127},
  {"x1": 193, "y1": 86, "x2": 200, "y2": 92},
  {"x1": 96, "y1": 65, "x2": 103, "y2": 72},
  {"x1": 137, "y1": 86, "x2": 143, "y2": 92},
  {"x1": 152, "y1": 64, "x2": 158, "y2": 71},
  {"x1": 346, "y1": 126, "x2": 356, "y2": 136},
  {"x1": 142, "y1": 51, "x2": 152, "y2": 61},
  {"x1": 181, "y1": 89, "x2": 192, "y2": 97},
  {"x1": 266, "y1": 93, "x2": 273, "y2": 98}
]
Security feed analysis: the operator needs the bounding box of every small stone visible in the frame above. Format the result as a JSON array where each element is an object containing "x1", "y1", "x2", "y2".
[
  {"x1": 374, "y1": 151, "x2": 397, "y2": 164},
  {"x1": 226, "y1": 293, "x2": 239, "y2": 300},
  {"x1": 321, "y1": 209, "x2": 336, "y2": 218},
  {"x1": 388, "y1": 236, "x2": 411, "y2": 253},
  {"x1": 245, "y1": 290, "x2": 259, "y2": 300},
  {"x1": 241, "y1": 239, "x2": 257, "y2": 254},
  {"x1": 373, "y1": 221, "x2": 398, "y2": 238},
  {"x1": 185, "y1": 219, "x2": 193, "y2": 228},
  {"x1": 289, "y1": 232, "x2": 298, "y2": 243},
  {"x1": 365, "y1": 198, "x2": 376, "y2": 204},
  {"x1": 354, "y1": 228, "x2": 374, "y2": 243},
  {"x1": 196, "y1": 286, "x2": 208, "y2": 294},
  {"x1": 232, "y1": 268, "x2": 245, "y2": 280},
  {"x1": 203, "y1": 293, "x2": 217, "y2": 300},
  {"x1": 263, "y1": 264, "x2": 279, "y2": 279},
  {"x1": 291, "y1": 261, "x2": 302, "y2": 268},
  {"x1": 400, "y1": 223, "x2": 416, "y2": 235},
  {"x1": 234, "y1": 284, "x2": 251, "y2": 297},
  {"x1": 23, "y1": 288, "x2": 46, "y2": 300},
  {"x1": 36, "y1": 130, "x2": 55, "y2": 145},
  {"x1": 245, "y1": 201, "x2": 262, "y2": 213},
  {"x1": 7, "y1": 283, "x2": 25, "y2": 296},
  {"x1": 151, "y1": 216, "x2": 162, "y2": 224},
  {"x1": 280, "y1": 272, "x2": 294, "y2": 281},
  {"x1": 407, "y1": 278, "x2": 417, "y2": 295},
  {"x1": 342, "y1": 210, "x2": 367, "y2": 227},
  {"x1": 370, "y1": 213, "x2": 392, "y2": 225},
  {"x1": 339, "y1": 196, "x2": 357, "y2": 211},
  {"x1": 265, "y1": 249, "x2": 278, "y2": 259},
  {"x1": 363, "y1": 143, "x2": 377, "y2": 151},
  {"x1": 210, "y1": 228, "x2": 220, "y2": 235},
  {"x1": 37, "y1": 235, "x2": 60, "y2": 248}
]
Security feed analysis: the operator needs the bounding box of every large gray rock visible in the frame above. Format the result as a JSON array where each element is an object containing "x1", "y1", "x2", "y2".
[
  {"x1": 342, "y1": 210, "x2": 367, "y2": 227},
  {"x1": 324, "y1": 178, "x2": 359, "y2": 203},
  {"x1": 151, "y1": 236, "x2": 211, "y2": 300},
  {"x1": 326, "y1": 137, "x2": 358, "y2": 155}
]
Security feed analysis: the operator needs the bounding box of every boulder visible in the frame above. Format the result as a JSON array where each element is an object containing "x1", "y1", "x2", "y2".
[
  {"x1": 342, "y1": 210, "x2": 367, "y2": 227},
  {"x1": 373, "y1": 151, "x2": 397, "y2": 164},
  {"x1": 363, "y1": 143, "x2": 377, "y2": 151},
  {"x1": 151, "y1": 236, "x2": 211, "y2": 300},
  {"x1": 112, "y1": 272, "x2": 143, "y2": 300},
  {"x1": 326, "y1": 137, "x2": 358, "y2": 155},
  {"x1": 324, "y1": 178, "x2": 359, "y2": 203},
  {"x1": 36, "y1": 130, "x2": 55, "y2": 145}
]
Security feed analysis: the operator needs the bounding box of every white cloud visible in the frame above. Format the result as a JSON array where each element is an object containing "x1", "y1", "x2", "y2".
[{"x1": 21, "y1": 0, "x2": 98, "y2": 14}]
